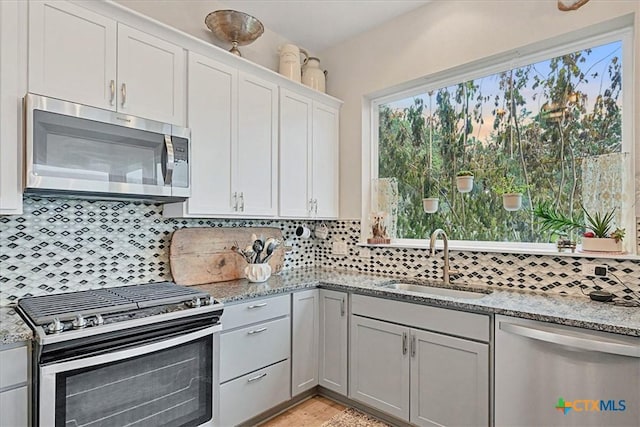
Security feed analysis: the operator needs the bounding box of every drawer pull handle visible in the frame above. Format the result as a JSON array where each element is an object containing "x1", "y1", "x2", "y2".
[
  {"x1": 248, "y1": 303, "x2": 267, "y2": 309},
  {"x1": 248, "y1": 327, "x2": 267, "y2": 335},
  {"x1": 247, "y1": 372, "x2": 267, "y2": 382}
]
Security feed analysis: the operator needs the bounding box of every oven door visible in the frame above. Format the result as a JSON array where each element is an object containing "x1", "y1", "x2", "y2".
[{"x1": 39, "y1": 326, "x2": 216, "y2": 427}]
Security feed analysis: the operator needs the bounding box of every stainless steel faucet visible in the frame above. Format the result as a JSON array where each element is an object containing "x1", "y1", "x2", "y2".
[{"x1": 429, "y1": 229, "x2": 457, "y2": 284}]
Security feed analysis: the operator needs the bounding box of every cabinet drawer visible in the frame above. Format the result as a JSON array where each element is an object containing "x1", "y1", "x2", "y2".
[
  {"x1": 220, "y1": 317, "x2": 290, "y2": 383},
  {"x1": 352, "y1": 294, "x2": 490, "y2": 342},
  {"x1": 0, "y1": 386, "x2": 28, "y2": 427},
  {"x1": 222, "y1": 294, "x2": 290, "y2": 330},
  {"x1": 0, "y1": 346, "x2": 27, "y2": 389},
  {"x1": 219, "y1": 360, "x2": 291, "y2": 427}
]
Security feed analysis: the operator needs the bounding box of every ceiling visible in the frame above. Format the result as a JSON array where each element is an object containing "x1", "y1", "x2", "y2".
[
  {"x1": 119, "y1": 0, "x2": 432, "y2": 53},
  {"x1": 218, "y1": 0, "x2": 432, "y2": 52}
]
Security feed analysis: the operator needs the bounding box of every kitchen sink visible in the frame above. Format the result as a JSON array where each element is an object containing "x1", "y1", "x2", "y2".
[{"x1": 382, "y1": 282, "x2": 491, "y2": 299}]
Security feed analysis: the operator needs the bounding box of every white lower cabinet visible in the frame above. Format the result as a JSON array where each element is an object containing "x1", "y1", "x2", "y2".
[
  {"x1": 219, "y1": 360, "x2": 290, "y2": 427},
  {"x1": 350, "y1": 316, "x2": 410, "y2": 420},
  {"x1": 350, "y1": 295, "x2": 490, "y2": 426},
  {"x1": 318, "y1": 289, "x2": 348, "y2": 395},
  {"x1": 218, "y1": 295, "x2": 291, "y2": 426},
  {"x1": 291, "y1": 289, "x2": 319, "y2": 395},
  {"x1": 0, "y1": 345, "x2": 29, "y2": 426}
]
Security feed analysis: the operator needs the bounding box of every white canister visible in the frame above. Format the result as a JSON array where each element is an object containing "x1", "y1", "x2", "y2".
[
  {"x1": 278, "y1": 44, "x2": 308, "y2": 83},
  {"x1": 302, "y1": 57, "x2": 326, "y2": 92}
]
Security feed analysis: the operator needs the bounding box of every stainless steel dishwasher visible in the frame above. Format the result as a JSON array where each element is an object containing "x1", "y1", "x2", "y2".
[{"x1": 495, "y1": 315, "x2": 639, "y2": 426}]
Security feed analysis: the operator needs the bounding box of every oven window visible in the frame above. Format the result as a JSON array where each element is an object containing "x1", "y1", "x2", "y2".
[{"x1": 55, "y1": 335, "x2": 212, "y2": 427}]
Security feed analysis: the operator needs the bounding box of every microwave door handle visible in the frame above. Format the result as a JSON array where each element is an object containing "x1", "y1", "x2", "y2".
[{"x1": 163, "y1": 134, "x2": 175, "y2": 186}]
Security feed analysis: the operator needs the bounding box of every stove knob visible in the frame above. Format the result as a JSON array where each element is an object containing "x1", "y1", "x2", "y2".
[
  {"x1": 203, "y1": 296, "x2": 215, "y2": 306},
  {"x1": 72, "y1": 314, "x2": 87, "y2": 329},
  {"x1": 188, "y1": 297, "x2": 201, "y2": 308},
  {"x1": 94, "y1": 314, "x2": 104, "y2": 326},
  {"x1": 47, "y1": 318, "x2": 64, "y2": 334}
]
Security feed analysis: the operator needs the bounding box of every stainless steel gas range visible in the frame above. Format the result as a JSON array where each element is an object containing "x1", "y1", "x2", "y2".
[{"x1": 17, "y1": 282, "x2": 224, "y2": 427}]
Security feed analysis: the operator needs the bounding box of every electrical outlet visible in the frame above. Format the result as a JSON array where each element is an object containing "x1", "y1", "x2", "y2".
[
  {"x1": 358, "y1": 248, "x2": 371, "y2": 258},
  {"x1": 332, "y1": 241, "x2": 348, "y2": 255},
  {"x1": 581, "y1": 263, "x2": 608, "y2": 277}
]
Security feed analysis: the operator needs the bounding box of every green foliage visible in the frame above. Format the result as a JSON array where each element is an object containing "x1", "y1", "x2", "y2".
[
  {"x1": 583, "y1": 207, "x2": 616, "y2": 238},
  {"x1": 378, "y1": 42, "x2": 623, "y2": 242},
  {"x1": 493, "y1": 175, "x2": 528, "y2": 195},
  {"x1": 611, "y1": 228, "x2": 625, "y2": 243},
  {"x1": 456, "y1": 170, "x2": 474, "y2": 176},
  {"x1": 532, "y1": 202, "x2": 583, "y2": 236}
]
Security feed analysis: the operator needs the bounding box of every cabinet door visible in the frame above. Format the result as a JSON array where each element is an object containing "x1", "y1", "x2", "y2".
[
  {"x1": 0, "y1": 0, "x2": 22, "y2": 215},
  {"x1": 410, "y1": 329, "x2": 489, "y2": 427},
  {"x1": 0, "y1": 386, "x2": 28, "y2": 427},
  {"x1": 29, "y1": 0, "x2": 117, "y2": 110},
  {"x1": 350, "y1": 316, "x2": 410, "y2": 421},
  {"x1": 279, "y1": 89, "x2": 312, "y2": 218},
  {"x1": 236, "y1": 72, "x2": 278, "y2": 216},
  {"x1": 184, "y1": 53, "x2": 236, "y2": 216},
  {"x1": 319, "y1": 289, "x2": 348, "y2": 395},
  {"x1": 291, "y1": 289, "x2": 319, "y2": 395},
  {"x1": 312, "y1": 102, "x2": 339, "y2": 218},
  {"x1": 117, "y1": 24, "x2": 185, "y2": 125}
]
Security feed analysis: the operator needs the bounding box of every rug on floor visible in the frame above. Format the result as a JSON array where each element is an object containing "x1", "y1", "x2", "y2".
[{"x1": 320, "y1": 407, "x2": 390, "y2": 427}]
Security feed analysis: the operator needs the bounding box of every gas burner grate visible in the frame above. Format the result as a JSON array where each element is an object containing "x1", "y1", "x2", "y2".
[{"x1": 18, "y1": 282, "x2": 212, "y2": 325}]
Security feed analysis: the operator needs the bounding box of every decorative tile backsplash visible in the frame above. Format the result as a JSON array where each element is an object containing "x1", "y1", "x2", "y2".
[
  {"x1": 1, "y1": 198, "x2": 639, "y2": 306},
  {"x1": 0, "y1": 198, "x2": 315, "y2": 305},
  {"x1": 316, "y1": 220, "x2": 640, "y2": 301}
]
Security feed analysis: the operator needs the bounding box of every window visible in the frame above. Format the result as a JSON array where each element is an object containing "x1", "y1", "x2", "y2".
[{"x1": 374, "y1": 32, "x2": 634, "y2": 251}]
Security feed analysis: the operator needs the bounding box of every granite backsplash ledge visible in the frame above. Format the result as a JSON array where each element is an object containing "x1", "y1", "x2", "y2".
[
  {"x1": 0, "y1": 198, "x2": 315, "y2": 305},
  {"x1": 317, "y1": 220, "x2": 640, "y2": 301}
]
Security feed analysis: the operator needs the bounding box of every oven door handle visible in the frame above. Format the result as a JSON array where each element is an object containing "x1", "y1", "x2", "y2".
[{"x1": 40, "y1": 325, "x2": 219, "y2": 375}]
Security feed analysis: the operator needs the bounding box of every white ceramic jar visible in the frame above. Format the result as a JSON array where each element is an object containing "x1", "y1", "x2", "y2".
[
  {"x1": 244, "y1": 263, "x2": 272, "y2": 283},
  {"x1": 278, "y1": 44, "x2": 308, "y2": 83},
  {"x1": 302, "y1": 57, "x2": 326, "y2": 92}
]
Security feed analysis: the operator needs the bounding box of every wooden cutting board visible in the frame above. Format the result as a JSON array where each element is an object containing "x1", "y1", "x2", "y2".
[{"x1": 169, "y1": 227, "x2": 285, "y2": 286}]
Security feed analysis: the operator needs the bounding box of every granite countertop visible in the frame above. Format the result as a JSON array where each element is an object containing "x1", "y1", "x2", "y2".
[
  {"x1": 3, "y1": 267, "x2": 638, "y2": 344},
  {"x1": 0, "y1": 306, "x2": 33, "y2": 345},
  {"x1": 195, "y1": 267, "x2": 640, "y2": 337}
]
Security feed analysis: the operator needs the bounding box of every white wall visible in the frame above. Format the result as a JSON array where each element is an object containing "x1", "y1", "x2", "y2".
[
  {"x1": 114, "y1": 0, "x2": 292, "y2": 71},
  {"x1": 319, "y1": 0, "x2": 640, "y2": 220}
]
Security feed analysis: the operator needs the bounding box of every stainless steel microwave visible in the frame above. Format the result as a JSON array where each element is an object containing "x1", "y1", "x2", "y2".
[{"x1": 24, "y1": 93, "x2": 190, "y2": 202}]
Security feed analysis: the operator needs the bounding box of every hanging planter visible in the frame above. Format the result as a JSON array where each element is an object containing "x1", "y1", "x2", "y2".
[
  {"x1": 422, "y1": 198, "x2": 439, "y2": 214},
  {"x1": 494, "y1": 175, "x2": 527, "y2": 212},
  {"x1": 502, "y1": 193, "x2": 523, "y2": 211},
  {"x1": 456, "y1": 171, "x2": 474, "y2": 193}
]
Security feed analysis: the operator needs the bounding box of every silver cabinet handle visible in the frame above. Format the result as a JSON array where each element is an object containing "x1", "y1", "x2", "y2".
[
  {"x1": 109, "y1": 80, "x2": 115, "y2": 106},
  {"x1": 121, "y1": 83, "x2": 127, "y2": 107},
  {"x1": 308, "y1": 199, "x2": 314, "y2": 214},
  {"x1": 314, "y1": 199, "x2": 318, "y2": 215},
  {"x1": 411, "y1": 334, "x2": 416, "y2": 357},
  {"x1": 340, "y1": 298, "x2": 345, "y2": 317},
  {"x1": 500, "y1": 322, "x2": 640, "y2": 358},
  {"x1": 239, "y1": 192, "x2": 245, "y2": 211},
  {"x1": 247, "y1": 372, "x2": 267, "y2": 382},
  {"x1": 247, "y1": 303, "x2": 267, "y2": 309},
  {"x1": 232, "y1": 192, "x2": 238, "y2": 211},
  {"x1": 402, "y1": 332, "x2": 408, "y2": 355},
  {"x1": 248, "y1": 327, "x2": 267, "y2": 335},
  {"x1": 163, "y1": 135, "x2": 174, "y2": 185}
]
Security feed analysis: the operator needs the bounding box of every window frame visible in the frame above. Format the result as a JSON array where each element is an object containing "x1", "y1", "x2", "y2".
[{"x1": 365, "y1": 25, "x2": 636, "y2": 256}]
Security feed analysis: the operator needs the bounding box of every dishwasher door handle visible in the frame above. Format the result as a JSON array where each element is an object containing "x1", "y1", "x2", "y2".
[{"x1": 499, "y1": 322, "x2": 640, "y2": 358}]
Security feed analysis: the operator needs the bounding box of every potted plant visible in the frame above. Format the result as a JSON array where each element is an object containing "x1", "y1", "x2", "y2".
[
  {"x1": 456, "y1": 170, "x2": 474, "y2": 193},
  {"x1": 533, "y1": 203, "x2": 626, "y2": 252},
  {"x1": 494, "y1": 176, "x2": 528, "y2": 211},
  {"x1": 422, "y1": 197, "x2": 439, "y2": 213}
]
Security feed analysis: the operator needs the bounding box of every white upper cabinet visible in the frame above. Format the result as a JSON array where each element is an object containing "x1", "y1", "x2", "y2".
[
  {"x1": 279, "y1": 89, "x2": 340, "y2": 219},
  {"x1": 28, "y1": 1, "x2": 185, "y2": 125},
  {"x1": 29, "y1": 0, "x2": 117, "y2": 110},
  {"x1": 312, "y1": 102, "x2": 339, "y2": 218},
  {"x1": 0, "y1": 0, "x2": 23, "y2": 215},
  {"x1": 236, "y1": 72, "x2": 278, "y2": 217},
  {"x1": 279, "y1": 89, "x2": 313, "y2": 217},
  {"x1": 116, "y1": 24, "x2": 185, "y2": 125},
  {"x1": 181, "y1": 53, "x2": 236, "y2": 216}
]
